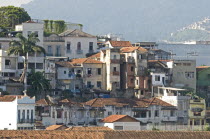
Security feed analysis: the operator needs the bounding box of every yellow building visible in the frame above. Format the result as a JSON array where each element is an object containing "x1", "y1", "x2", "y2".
[{"x1": 188, "y1": 98, "x2": 206, "y2": 126}]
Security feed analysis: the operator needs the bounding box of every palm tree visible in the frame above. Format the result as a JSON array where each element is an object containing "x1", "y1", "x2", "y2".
[
  {"x1": 28, "y1": 69, "x2": 51, "y2": 99},
  {"x1": 7, "y1": 33, "x2": 46, "y2": 91}
]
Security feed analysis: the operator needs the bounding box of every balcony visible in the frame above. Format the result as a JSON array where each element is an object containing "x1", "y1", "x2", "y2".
[
  {"x1": 162, "y1": 116, "x2": 177, "y2": 122},
  {"x1": 128, "y1": 57, "x2": 135, "y2": 63},
  {"x1": 18, "y1": 119, "x2": 36, "y2": 124},
  {"x1": 46, "y1": 53, "x2": 53, "y2": 56},
  {"x1": 66, "y1": 49, "x2": 72, "y2": 54},
  {"x1": 111, "y1": 59, "x2": 121, "y2": 63},
  {"x1": 41, "y1": 112, "x2": 50, "y2": 117},
  {"x1": 76, "y1": 50, "x2": 83, "y2": 54},
  {"x1": 112, "y1": 71, "x2": 120, "y2": 76}
]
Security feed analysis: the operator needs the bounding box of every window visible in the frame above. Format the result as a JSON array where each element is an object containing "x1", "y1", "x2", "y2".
[
  {"x1": 5, "y1": 59, "x2": 11, "y2": 66},
  {"x1": 114, "y1": 126, "x2": 123, "y2": 130},
  {"x1": 89, "y1": 42, "x2": 93, "y2": 51},
  {"x1": 27, "y1": 31, "x2": 31, "y2": 36},
  {"x1": 22, "y1": 110, "x2": 25, "y2": 120},
  {"x1": 27, "y1": 110, "x2": 30, "y2": 120},
  {"x1": 130, "y1": 78, "x2": 134, "y2": 83},
  {"x1": 56, "y1": 46, "x2": 61, "y2": 56},
  {"x1": 31, "y1": 110, "x2": 33, "y2": 120},
  {"x1": 155, "y1": 75, "x2": 160, "y2": 81},
  {"x1": 136, "y1": 80, "x2": 139, "y2": 85},
  {"x1": 87, "y1": 81, "x2": 92, "y2": 88},
  {"x1": 183, "y1": 63, "x2": 191, "y2": 66},
  {"x1": 149, "y1": 111, "x2": 151, "y2": 117},
  {"x1": 18, "y1": 110, "x2": 20, "y2": 122},
  {"x1": 57, "y1": 110, "x2": 62, "y2": 118},
  {"x1": 36, "y1": 63, "x2": 43, "y2": 69},
  {"x1": 47, "y1": 46, "x2": 52, "y2": 55},
  {"x1": 155, "y1": 110, "x2": 159, "y2": 117},
  {"x1": 67, "y1": 42, "x2": 71, "y2": 53},
  {"x1": 113, "y1": 67, "x2": 117, "y2": 72},
  {"x1": 108, "y1": 111, "x2": 112, "y2": 115},
  {"x1": 97, "y1": 81, "x2": 102, "y2": 88},
  {"x1": 52, "y1": 112, "x2": 55, "y2": 118},
  {"x1": 97, "y1": 68, "x2": 101, "y2": 75},
  {"x1": 77, "y1": 70, "x2": 81, "y2": 73},
  {"x1": 33, "y1": 31, "x2": 38, "y2": 37},
  {"x1": 77, "y1": 42, "x2": 81, "y2": 50},
  {"x1": 64, "y1": 111, "x2": 67, "y2": 118},
  {"x1": 185, "y1": 72, "x2": 194, "y2": 79},
  {"x1": 138, "y1": 54, "x2": 142, "y2": 59},
  {"x1": 113, "y1": 55, "x2": 117, "y2": 59},
  {"x1": 87, "y1": 68, "x2": 92, "y2": 75},
  {"x1": 64, "y1": 71, "x2": 66, "y2": 74},
  {"x1": 141, "y1": 90, "x2": 144, "y2": 95},
  {"x1": 170, "y1": 110, "x2": 175, "y2": 117},
  {"x1": 131, "y1": 66, "x2": 134, "y2": 72},
  {"x1": 0, "y1": 43, "x2": 1, "y2": 49}
]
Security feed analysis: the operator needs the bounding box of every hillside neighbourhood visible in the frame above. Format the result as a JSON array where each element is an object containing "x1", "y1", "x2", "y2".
[{"x1": 1, "y1": 8, "x2": 210, "y2": 133}]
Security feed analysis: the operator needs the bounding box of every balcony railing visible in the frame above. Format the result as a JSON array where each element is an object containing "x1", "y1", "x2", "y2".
[
  {"x1": 76, "y1": 50, "x2": 83, "y2": 54},
  {"x1": 112, "y1": 71, "x2": 120, "y2": 76},
  {"x1": 18, "y1": 119, "x2": 36, "y2": 124},
  {"x1": 66, "y1": 49, "x2": 72, "y2": 54},
  {"x1": 46, "y1": 53, "x2": 53, "y2": 56}
]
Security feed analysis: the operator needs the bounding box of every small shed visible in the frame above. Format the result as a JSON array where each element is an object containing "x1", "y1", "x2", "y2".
[{"x1": 100, "y1": 115, "x2": 140, "y2": 130}]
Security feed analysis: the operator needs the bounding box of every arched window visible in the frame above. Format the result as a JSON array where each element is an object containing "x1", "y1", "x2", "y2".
[{"x1": 77, "y1": 42, "x2": 81, "y2": 50}]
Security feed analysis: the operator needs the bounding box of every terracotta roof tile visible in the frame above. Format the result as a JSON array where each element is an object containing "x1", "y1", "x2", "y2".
[
  {"x1": 148, "y1": 98, "x2": 175, "y2": 107},
  {"x1": 56, "y1": 61, "x2": 73, "y2": 68},
  {"x1": 0, "y1": 95, "x2": 16, "y2": 102},
  {"x1": 36, "y1": 98, "x2": 53, "y2": 106},
  {"x1": 66, "y1": 126, "x2": 112, "y2": 131},
  {"x1": 88, "y1": 53, "x2": 101, "y2": 58},
  {"x1": 100, "y1": 115, "x2": 139, "y2": 123},
  {"x1": 121, "y1": 47, "x2": 147, "y2": 53},
  {"x1": 110, "y1": 41, "x2": 132, "y2": 47},
  {"x1": 46, "y1": 125, "x2": 68, "y2": 130}
]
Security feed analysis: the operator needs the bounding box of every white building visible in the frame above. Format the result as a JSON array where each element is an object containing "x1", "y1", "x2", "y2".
[
  {"x1": 0, "y1": 95, "x2": 35, "y2": 130},
  {"x1": 99, "y1": 115, "x2": 140, "y2": 130},
  {"x1": 59, "y1": 29, "x2": 97, "y2": 59},
  {"x1": 0, "y1": 96, "x2": 18, "y2": 130}
]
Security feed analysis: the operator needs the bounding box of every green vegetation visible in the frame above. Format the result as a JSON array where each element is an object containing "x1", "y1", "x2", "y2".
[
  {"x1": 28, "y1": 69, "x2": 51, "y2": 99},
  {"x1": 43, "y1": 20, "x2": 66, "y2": 36},
  {"x1": 168, "y1": 29, "x2": 210, "y2": 42},
  {"x1": 7, "y1": 33, "x2": 46, "y2": 90},
  {"x1": 0, "y1": 6, "x2": 31, "y2": 29}
]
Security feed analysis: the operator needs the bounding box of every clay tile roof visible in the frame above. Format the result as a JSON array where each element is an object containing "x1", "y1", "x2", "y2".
[
  {"x1": 59, "y1": 29, "x2": 96, "y2": 38},
  {"x1": 0, "y1": 95, "x2": 16, "y2": 102},
  {"x1": 46, "y1": 125, "x2": 68, "y2": 130},
  {"x1": 84, "y1": 58, "x2": 103, "y2": 64},
  {"x1": 88, "y1": 53, "x2": 101, "y2": 58},
  {"x1": 66, "y1": 126, "x2": 112, "y2": 131},
  {"x1": 84, "y1": 98, "x2": 136, "y2": 107},
  {"x1": 36, "y1": 98, "x2": 52, "y2": 106},
  {"x1": 110, "y1": 41, "x2": 132, "y2": 47},
  {"x1": 196, "y1": 66, "x2": 210, "y2": 72},
  {"x1": 56, "y1": 61, "x2": 73, "y2": 68},
  {"x1": 121, "y1": 47, "x2": 147, "y2": 53},
  {"x1": 100, "y1": 115, "x2": 139, "y2": 123}
]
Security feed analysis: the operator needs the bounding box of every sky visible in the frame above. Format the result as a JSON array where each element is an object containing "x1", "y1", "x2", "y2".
[{"x1": 0, "y1": 0, "x2": 32, "y2": 7}]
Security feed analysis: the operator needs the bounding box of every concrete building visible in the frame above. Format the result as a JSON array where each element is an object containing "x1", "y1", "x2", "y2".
[
  {"x1": 172, "y1": 60, "x2": 196, "y2": 91},
  {"x1": 188, "y1": 98, "x2": 206, "y2": 126},
  {"x1": 36, "y1": 97, "x2": 177, "y2": 127},
  {"x1": 159, "y1": 87, "x2": 190, "y2": 125},
  {"x1": 59, "y1": 29, "x2": 97, "y2": 59}
]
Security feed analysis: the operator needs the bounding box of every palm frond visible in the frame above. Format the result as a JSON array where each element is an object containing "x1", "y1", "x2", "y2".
[
  {"x1": 31, "y1": 45, "x2": 46, "y2": 54},
  {"x1": 7, "y1": 46, "x2": 23, "y2": 56}
]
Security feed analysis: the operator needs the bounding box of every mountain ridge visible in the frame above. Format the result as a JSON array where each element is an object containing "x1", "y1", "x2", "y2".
[{"x1": 21, "y1": 0, "x2": 210, "y2": 42}]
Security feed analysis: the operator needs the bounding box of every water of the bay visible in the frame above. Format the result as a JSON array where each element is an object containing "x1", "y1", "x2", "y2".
[{"x1": 157, "y1": 44, "x2": 210, "y2": 66}]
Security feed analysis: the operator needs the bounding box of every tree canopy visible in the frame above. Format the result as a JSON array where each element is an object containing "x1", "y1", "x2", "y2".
[{"x1": 0, "y1": 6, "x2": 31, "y2": 29}]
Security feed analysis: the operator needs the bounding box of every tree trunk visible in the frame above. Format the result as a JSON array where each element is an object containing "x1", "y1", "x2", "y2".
[{"x1": 19, "y1": 54, "x2": 28, "y2": 91}]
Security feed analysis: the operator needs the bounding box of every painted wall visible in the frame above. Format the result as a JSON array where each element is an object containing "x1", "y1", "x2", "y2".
[{"x1": 0, "y1": 98, "x2": 17, "y2": 130}]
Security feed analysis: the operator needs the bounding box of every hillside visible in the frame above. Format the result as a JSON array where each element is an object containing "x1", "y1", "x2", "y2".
[{"x1": 21, "y1": 0, "x2": 210, "y2": 42}]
